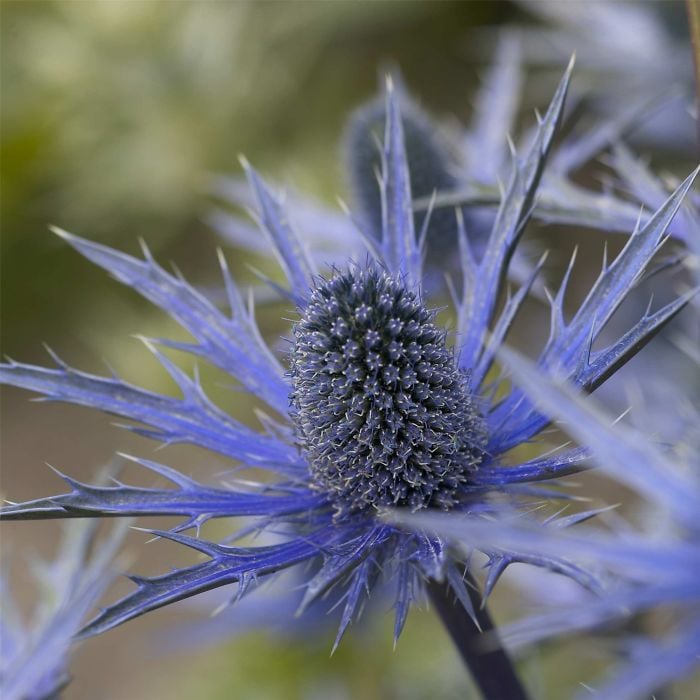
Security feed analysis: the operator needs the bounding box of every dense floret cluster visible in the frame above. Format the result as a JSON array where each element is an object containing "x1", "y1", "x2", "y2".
[{"x1": 291, "y1": 267, "x2": 484, "y2": 512}]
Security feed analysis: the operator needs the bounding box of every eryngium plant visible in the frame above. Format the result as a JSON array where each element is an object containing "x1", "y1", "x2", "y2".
[{"x1": 1, "y1": 63, "x2": 697, "y2": 698}]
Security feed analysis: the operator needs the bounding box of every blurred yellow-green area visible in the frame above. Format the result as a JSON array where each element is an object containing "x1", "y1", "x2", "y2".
[
  {"x1": 2, "y1": 0, "x2": 502, "y2": 353},
  {"x1": 1, "y1": 2, "x2": 697, "y2": 699}
]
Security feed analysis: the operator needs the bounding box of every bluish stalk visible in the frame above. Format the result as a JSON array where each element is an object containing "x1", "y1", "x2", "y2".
[{"x1": 427, "y1": 575, "x2": 529, "y2": 700}]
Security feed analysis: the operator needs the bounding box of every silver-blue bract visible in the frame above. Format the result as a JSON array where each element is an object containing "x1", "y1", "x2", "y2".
[{"x1": 1, "y1": 64, "x2": 697, "y2": 651}]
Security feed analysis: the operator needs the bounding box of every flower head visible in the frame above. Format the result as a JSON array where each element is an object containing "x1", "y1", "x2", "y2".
[
  {"x1": 1, "y1": 63, "x2": 697, "y2": 652},
  {"x1": 291, "y1": 266, "x2": 485, "y2": 513}
]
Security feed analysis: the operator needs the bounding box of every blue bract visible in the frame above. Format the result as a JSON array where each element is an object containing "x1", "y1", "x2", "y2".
[{"x1": 1, "y1": 62, "x2": 697, "y2": 653}]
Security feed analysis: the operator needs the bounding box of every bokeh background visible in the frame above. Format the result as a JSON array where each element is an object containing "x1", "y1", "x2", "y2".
[{"x1": 2, "y1": 1, "x2": 698, "y2": 698}]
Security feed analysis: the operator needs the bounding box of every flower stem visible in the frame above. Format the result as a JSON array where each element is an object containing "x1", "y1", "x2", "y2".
[{"x1": 427, "y1": 574, "x2": 529, "y2": 700}]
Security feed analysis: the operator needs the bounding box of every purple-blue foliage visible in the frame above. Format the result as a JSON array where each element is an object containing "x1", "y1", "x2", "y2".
[
  {"x1": 1, "y1": 64, "x2": 697, "y2": 656},
  {"x1": 212, "y1": 34, "x2": 695, "y2": 288}
]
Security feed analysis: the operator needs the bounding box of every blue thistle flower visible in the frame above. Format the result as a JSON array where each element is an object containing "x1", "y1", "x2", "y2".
[
  {"x1": 1, "y1": 62, "x2": 697, "y2": 686},
  {"x1": 213, "y1": 35, "x2": 694, "y2": 292}
]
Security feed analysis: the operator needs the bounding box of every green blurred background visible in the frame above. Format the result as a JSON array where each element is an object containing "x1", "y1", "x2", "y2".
[{"x1": 1, "y1": 2, "x2": 697, "y2": 698}]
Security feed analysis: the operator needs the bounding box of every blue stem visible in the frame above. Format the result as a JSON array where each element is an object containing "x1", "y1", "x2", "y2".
[{"x1": 427, "y1": 574, "x2": 529, "y2": 700}]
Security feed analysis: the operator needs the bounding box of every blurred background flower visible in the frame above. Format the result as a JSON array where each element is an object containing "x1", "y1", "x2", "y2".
[
  {"x1": 1, "y1": 1, "x2": 697, "y2": 698},
  {"x1": 1, "y1": 517, "x2": 126, "y2": 700}
]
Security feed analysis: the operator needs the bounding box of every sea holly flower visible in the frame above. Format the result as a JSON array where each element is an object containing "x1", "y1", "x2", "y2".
[
  {"x1": 398, "y1": 347, "x2": 700, "y2": 700},
  {"x1": 1, "y1": 63, "x2": 697, "y2": 699},
  {"x1": 212, "y1": 35, "x2": 692, "y2": 291},
  {"x1": 0, "y1": 519, "x2": 125, "y2": 700}
]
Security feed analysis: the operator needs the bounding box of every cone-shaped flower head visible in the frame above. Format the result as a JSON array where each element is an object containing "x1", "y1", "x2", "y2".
[{"x1": 291, "y1": 267, "x2": 484, "y2": 512}]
